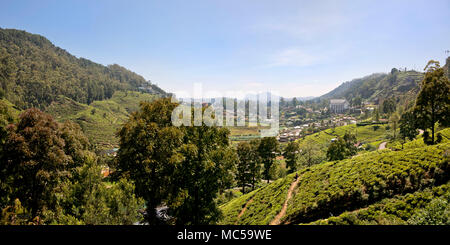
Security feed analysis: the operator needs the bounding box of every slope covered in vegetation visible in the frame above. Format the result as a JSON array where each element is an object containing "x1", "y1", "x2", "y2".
[
  {"x1": 44, "y1": 91, "x2": 159, "y2": 149},
  {"x1": 0, "y1": 28, "x2": 166, "y2": 109},
  {"x1": 296, "y1": 123, "x2": 390, "y2": 149},
  {"x1": 220, "y1": 142, "x2": 449, "y2": 225},
  {"x1": 308, "y1": 182, "x2": 450, "y2": 225},
  {"x1": 320, "y1": 70, "x2": 423, "y2": 103},
  {"x1": 219, "y1": 174, "x2": 296, "y2": 225},
  {"x1": 388, "y1": 128, "x2": 450, "y2": 150}
]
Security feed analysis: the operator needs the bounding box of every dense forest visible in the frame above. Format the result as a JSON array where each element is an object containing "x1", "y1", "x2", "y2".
[{"x1": 0, "y1": 28, "x2": 166, "y2": 109}]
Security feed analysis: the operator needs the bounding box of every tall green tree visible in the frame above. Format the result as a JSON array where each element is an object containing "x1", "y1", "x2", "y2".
[
  {"x1": 0, "y1": 109, "x2": 90, "y2": 218},
  {"x1": 211, "y1": 147, "x2": 237, "y2": 195},
  {"x1": 326, "y1": 138, "x2": 348, "y2": 161},
  {"x1": 116, "y1": 99, "x2": 184, "y2": 224},
  {"x1": 382, "y1": 98, "x2": 396, "y2": 115},
  {"x1": 413, "y1": 60, "x2": 450, "y2": 145},
  {"x1": 343, "y1": 132, "x2": 358, "y2": 156},
  {"x1": 326, "y1": 132, "x2": 357, "y2": 161},
  {"x1": 236, "y1": 142, "x2": 254, "y2": 193},
  {"x1": 283, "y1": 141, "x2": 299, "y2": 173},
  {"x1": 399, "y1": 110, "x2": 419, "y2": 148},
  {"x1": 389, "y1": 112, "x2": 400, "y2": 139},
  {"x1": 116, "y1": 98, "x2": 235, "y2": 225},
  {"x1": 44, "y1": 156, "x2": 144, "y2": 225},
  {"x1": 248, "y1": 139, "x2": 262, "y2": 190},
  {"x1": 0, "y1": 107, "x2": 143, "y2": 224},
  {"x1": 298, "y1": 139, "x2": 325, "y2": 167},
  {"x1": 169, "y1": 122, "x2": 233, "y2": 225},
  {"x1": 258, "y1": 137, "x2": 279, "y2": 183}
]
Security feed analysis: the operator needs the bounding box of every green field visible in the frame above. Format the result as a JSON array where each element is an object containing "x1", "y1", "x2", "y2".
[{"x1": 296, "y1": 123, "x2": 391, "y2": 149}]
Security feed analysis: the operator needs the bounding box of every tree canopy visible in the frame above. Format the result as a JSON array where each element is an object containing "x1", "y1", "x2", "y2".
[
  {"x1": 0, "y1": 108, "x2": 142, "y2": 224},
  {"x1": 116, "y1": 98, "x2": 236, "y2": 224}
]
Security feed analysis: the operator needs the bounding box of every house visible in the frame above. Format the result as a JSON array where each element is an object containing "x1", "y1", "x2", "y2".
[{"x1": 329, "y1": 99, "x2": 349, "y2": 114}]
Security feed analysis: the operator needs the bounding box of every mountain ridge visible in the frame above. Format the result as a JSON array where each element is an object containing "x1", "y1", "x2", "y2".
[
  {"x1": 0, "y1": 28, "x2": 166, "y2": 109},
  {"x1": 319, "y1": 70, "x2": 424, "y2": 104}
]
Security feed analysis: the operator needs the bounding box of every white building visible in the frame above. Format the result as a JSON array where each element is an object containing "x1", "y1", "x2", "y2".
[{"x1": 329, "y1": 99, "x2": 349, "y2": 114}]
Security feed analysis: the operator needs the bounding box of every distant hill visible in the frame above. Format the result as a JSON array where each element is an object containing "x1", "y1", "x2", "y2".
[
  {"x1": 320, "y1": 70, "x2": 424, "y2": 104},
  {"x1": 0, "y1": 28, "x2": 166, "y2": 109},
  {"x1": 284, "y1": 96, "x2": 315, "y2": 102}
]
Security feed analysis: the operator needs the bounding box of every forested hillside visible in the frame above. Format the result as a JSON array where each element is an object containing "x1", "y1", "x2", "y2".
[
  {"x1": 320, "y1": 69, "x2": 424, "y2": 103},
  {"x1": 220, "y1": 140, "x2": 450, "y2": 225},
  {"x1": 0, "y1": 28, "x2": 166, "y2": 109},
  {"x1": 45, "y1": 91, "x2": 159, "y2": 149}
]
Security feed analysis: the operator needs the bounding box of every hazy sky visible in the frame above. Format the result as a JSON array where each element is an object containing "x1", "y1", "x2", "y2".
[{"x1": 1, "y1": 0, "x2": 449, "y2": 98}]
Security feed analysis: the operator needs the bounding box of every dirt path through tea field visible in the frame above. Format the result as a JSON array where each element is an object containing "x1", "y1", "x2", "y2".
[
  {"x1": 235, "y1": 198, "x2": 254, "y2": 224},
  {"x1": 270, "y1": 177, "x2": 300, "y2": 225}
]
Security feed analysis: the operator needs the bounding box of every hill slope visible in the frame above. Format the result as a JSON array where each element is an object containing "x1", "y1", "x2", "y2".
[
  {"x1": 220, "y1": 141, "x2": 450, "y2": 225},
  {"x1": 320, "y1": 57, "x2": 450, "y2": 103},
  {"x1": 44, "y1": 91, "x2": 159, "y2": 149},
  {"x1": 0, "y1": 28, "x2": 166, "y2": 109},
  {"x1": 308, "y1": 182, "x2": 450, "y2": 225},
  {"x1": 320, "y1": 70, "x2": 423, "y2": 103}
]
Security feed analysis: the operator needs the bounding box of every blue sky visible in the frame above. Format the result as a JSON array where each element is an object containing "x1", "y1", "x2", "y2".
[{"x1": 1, "y1": 0, "x2": 449, "y2": 97}]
